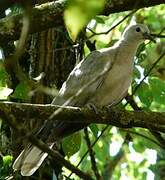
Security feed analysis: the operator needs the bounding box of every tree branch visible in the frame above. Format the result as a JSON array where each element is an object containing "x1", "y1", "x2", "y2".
[
  {"x1": 103, "y1": 0, "x2": 165, "y2": 15},
  {"x1": 0, "y1": 0, "x2": 164, "y2": 44},
  {"x1": 0, "y1": 101, "x2": 165, "y2": 133},
  {"x1": 0, "y1": 1, "x2": 65, "y2": 44},
  {"x1": 84, "y1": 128, "x2": 101, "y2": 180}
]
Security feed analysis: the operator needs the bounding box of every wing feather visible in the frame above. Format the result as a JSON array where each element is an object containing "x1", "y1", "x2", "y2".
[{"x1": 53, "y1": 50, "x2": 112, "y2": 106}]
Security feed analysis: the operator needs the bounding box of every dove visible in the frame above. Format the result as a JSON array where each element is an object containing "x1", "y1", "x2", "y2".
[{"x1": 13, "y1": 23, "x2": 154, "y2": 176}]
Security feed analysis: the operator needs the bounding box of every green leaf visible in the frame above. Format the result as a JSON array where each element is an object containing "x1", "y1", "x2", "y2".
[
  {"x1": 131, "y1": 128, "x2": 161, "y2": 154},
  {"x1": 12, "y1": 82, "x2": 30, "y2": 101},
  {"x1": 136, "y1": 43, "x2": 146, "y2": 58},
  {"x1": 89, "y1": 124, "x2": 99, "y2": 138},
  {"x1": 64, "y1": 0, "x2": 105, "y2": 41},
  {"x1": 62, "y1": 132, "x2": 81, "y2": 157},
  {"x1": 3, "y1": 155, "x2": 13, "y2": 167},
  {"x1": 136, "y1": 82, "x2": 153, "y2": 108},
  {"x1": 132, "y1": 138, "x2": 146, "y2": 153},
  {"x1": 150, "y1": 160, "x2": 165, "y2": 178},
  {"x1": 95, "y1": 16, "x2": 105, "y2": 24},
  {"x1": 0, "y1": 62, "x2": 10, "y2": 87},
  {"x1": 0, "y1": 62, "x2": 12, "y2": 99},
  {"x1": 149, "y1": 77, "x2": 165, "y2": 104},
  {"x1": 134, "y1": 66, "x2": 141, "y2": 79}
]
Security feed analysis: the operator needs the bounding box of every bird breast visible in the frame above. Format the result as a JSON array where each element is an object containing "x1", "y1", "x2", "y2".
[{"x1": 90, "y1": 57, "x2": 134, "y2": 106}]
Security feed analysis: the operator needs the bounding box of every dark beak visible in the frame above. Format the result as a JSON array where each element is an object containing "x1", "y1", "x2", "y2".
[{"x1": 143, "y1": 32, "x2": 156, "y2": 43}]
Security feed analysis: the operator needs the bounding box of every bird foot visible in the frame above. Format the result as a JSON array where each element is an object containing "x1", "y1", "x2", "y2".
[{"x1": 86, "y1": 103, "x2": 99, "y2": 115}]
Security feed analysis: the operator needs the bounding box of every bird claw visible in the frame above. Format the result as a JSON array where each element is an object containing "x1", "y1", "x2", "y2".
[{"x1": 86, "y1": 103, "x2": 99, "y2": 115}]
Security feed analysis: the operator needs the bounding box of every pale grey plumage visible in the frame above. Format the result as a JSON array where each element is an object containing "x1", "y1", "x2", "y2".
[{"x1": 13, "y1": 23, "x2": 153, "y2": 176}]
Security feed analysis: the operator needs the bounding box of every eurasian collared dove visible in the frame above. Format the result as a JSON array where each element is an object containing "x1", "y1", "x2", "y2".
[{"x1": 13, "y1": 23, "x2": 154, "y2": 176}]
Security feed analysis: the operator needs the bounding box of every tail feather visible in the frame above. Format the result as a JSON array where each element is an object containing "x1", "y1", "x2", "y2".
[
  {"x1": 13, "y1": 144, "x2": 54, "y2": 176},
  {"x1": 13, "y1": 146, "x2": 33, "y2": 170}
]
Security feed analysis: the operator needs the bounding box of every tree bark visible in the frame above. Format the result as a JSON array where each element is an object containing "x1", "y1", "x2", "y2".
[
  {"x1": 0, "y1": 102, "x2": 165, "y2": 134},
  {"x1": 103, "y1": 0, "x2": 165, "y2": 15},
  {"x1": 0, "y1": 0, "x2": 164, "y2": 44}
]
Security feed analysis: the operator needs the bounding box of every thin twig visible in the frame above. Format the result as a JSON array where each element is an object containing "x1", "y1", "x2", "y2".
[
  {"x1": 87, "y1": 9, "x2": 138, "y2": 39},
  {"x1": 120, "y1": 129, "x2": 161, "y2": 148},
  {"x1": 132, "y1": 52, "x2": 165, "y2": 95},
  {"x1": 84, "y1": 128, "x2": 101, "y2": 180},
  {"x1": 68, "y1": 126, "x2": 109, "y2": 178},
  {"x1": 151, "y1": 34, "x2": 165, "y2": 38},
  {"x1": 125, "y1": 94, "x2": 165, "y2": 149},
  {"x1": 151, "y1": 26, "x2": 165, "y2": 38}
]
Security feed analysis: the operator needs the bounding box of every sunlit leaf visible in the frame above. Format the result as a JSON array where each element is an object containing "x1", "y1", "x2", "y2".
[
  {"x1": 150, "y1": 160, "x2": 165, "y2": 179},
  {"x1": 0, "y1": 87, "x2": 13, "y2": 100},
  {"x1": 62, "y1": 132, "x2": 81, "y2": 157},
  {"x1": 0, "y1": 62, "x2": 10, "y2": 87},
  {"x1": 11, "y1": 82, "x2": 30, "y2": 101},
  {"x1": 136, "y1": 82, "x2": 153, "y2": 108},
  {"x1": 132, "y1": 129, "x2": 160, "y2": 151},
  {"x1": 95, "y1": 16, "x2": 105, "y2": 24},
  {"x1": 64, "y1": 0, "x2": 105, "y2": 41},
  {"x1": 89, "y1": 124, "x2": 99, "y2": 138},
  {"x1": 134, "y1": 66, "x2": 141, "y2": 79},
  {"x1": 3, "y1": 155, "x2": 13, "y2": 167},
  {"x1": 149, "y1": 77, "x2": 165, "y2": 104}
]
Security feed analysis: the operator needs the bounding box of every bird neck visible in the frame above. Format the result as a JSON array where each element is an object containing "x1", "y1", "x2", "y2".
[
  {"x1": 117, "y1": 36, "x2": 141, "y2": 50},
  {"x1": 114, "y1": 37, "x2": 141, "y2": 63}
]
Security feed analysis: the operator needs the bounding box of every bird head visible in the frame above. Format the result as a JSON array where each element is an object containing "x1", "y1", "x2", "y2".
[{"x1": 122, "y1": 23, "x2": 156, "y2": 43}]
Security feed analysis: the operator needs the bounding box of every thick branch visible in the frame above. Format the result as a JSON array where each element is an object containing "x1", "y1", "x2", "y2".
[
  {"x1": 1, "y1": 0, "x2": 164, "y2": 18},
  {"x1": 0, "y1": 1, "x2": 65, "y2": 44},
  {"x1": 0, "y1": 0, "x2": 164, "y2": 44},
  {"x1": 103, "y1": 0, "x2": 165, "y2": 15},
  {"x1": 0, "y1": 101, "x2": 165, "y2": 132}
]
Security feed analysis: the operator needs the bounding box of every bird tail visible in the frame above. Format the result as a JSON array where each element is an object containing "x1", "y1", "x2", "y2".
[{"x1": 13, "y1": 144, "x2": 54, "y2": 176}]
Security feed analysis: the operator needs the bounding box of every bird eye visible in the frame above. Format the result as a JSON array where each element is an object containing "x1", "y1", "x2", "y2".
[{"x1": 136, "y1": 27, "x2": 141, "y2": 32}]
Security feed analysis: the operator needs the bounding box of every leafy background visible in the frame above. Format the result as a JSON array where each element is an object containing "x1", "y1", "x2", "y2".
[{"x1": 0, "y1": 0, "x2": 165, "y2": 179}]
